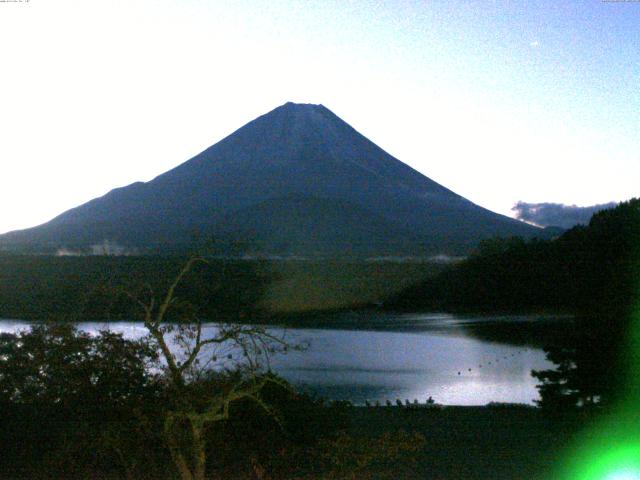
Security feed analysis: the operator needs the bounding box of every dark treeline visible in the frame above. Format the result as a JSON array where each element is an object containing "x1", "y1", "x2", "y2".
[
  {"x1": 391, "y1": 198, "x2": 640, "y2": 408},
  {"x1": 0, "y1": 256, "x2": 435, "y2": 321},
  {"x1": 390, "y1": 199, "x2": 639, "y2": 315},
  {"x1": 0, "y1": 256, "x2": 268, "y2": 322}
]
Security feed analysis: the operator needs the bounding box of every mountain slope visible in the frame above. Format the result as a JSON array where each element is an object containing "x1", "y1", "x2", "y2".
[{"x1": 0, "y1": 102, "x2": 541, "y2": 256}]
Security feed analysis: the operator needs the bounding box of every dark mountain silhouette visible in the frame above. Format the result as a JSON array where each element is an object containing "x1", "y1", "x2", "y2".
[{"x1": 1, "y1": 102, "x2": 542, "y2": 256}]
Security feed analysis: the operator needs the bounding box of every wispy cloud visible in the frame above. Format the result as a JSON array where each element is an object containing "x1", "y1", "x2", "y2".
[
  {"x1": 512, "y1": 201, "x2": 618, "y2": 228},
  {"x1": 529, "y1": 40, "x2": 540, "y2": 48}
]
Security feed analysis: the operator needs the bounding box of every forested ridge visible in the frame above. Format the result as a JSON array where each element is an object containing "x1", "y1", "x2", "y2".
[
  {"x1": 391, "y1": 199, "x2": 640, "y2": 408},
  {"x1": 390, "y1": 198, "x2": 639, "y2": 316}
]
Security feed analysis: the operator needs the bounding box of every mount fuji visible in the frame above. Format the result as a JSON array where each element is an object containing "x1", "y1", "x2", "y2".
[{"x1": 0, "y1": 102, "x2": 542, "y2": 256}]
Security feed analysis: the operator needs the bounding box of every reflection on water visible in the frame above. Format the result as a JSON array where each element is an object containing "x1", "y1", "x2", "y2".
[{"x1": 0, "y1": 312, "x2": 566, "y2": 406}]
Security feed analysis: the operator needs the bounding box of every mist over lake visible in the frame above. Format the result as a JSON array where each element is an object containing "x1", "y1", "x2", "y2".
[{"x1": 0, "y1": 312, "x2": 562, "y2": 406}]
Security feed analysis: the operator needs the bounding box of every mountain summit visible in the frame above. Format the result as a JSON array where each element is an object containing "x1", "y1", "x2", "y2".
[{"x1": 1, "y1": 102, "x2": 540, "y2": 256}]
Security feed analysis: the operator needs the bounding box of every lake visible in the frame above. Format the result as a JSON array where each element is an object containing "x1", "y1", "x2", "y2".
[{"x1": 0, "y1": 312, "x2": 566, "y2": 406}]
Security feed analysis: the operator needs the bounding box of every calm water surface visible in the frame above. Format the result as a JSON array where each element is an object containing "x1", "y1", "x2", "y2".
[{"x1": 0, "y1": 312, "x2": 564, "y2": 406}]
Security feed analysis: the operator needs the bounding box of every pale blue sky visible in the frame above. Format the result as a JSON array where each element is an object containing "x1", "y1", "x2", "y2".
[{"x1": 1, "y1": 0, "x2": 638, "y2": 233}]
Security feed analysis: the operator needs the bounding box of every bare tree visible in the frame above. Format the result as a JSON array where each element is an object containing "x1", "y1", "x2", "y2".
[{"x1": 129, "y1": 257, "x2": 297, "y2": 480}]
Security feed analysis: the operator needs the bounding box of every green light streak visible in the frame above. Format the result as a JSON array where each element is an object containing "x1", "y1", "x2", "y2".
[
  {"x1": 555, "y1": 230, "x2": 640, "y2": 480},
  {"x1": 571, "y1": 441, "x2": 640, "y2": 480}
]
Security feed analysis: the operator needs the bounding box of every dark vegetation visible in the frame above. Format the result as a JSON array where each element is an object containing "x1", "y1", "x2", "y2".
[
  {"x1": 390, "y1": 198, "x2": 639, "y2": 318},
  {"x1": 0, "y1": 324, "x2": 353, "y2": 479},
  {"x1": 345, "y1": 405, "x2": 583, "y2": 480},
  {"x1": 0, "y1": 265, "x2": 435, "y2": 480},
  {"x1": 0, "y1": 255, "x2": 267, "y2": 322},
  {"x1": 0, "y1": 325, "x2": 585, "y2": 480},
  {"x1": 391, "y1": 198, "x2": 640, "y2": 409},
  {"x1": 0, "y1": 324, "x2": 165, "y2": 479},
  {"x1": 0, "y1": 256, "x2": 438, "y2": 321}
]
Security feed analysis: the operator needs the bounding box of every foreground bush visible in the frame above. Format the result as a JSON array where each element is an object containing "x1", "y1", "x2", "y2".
[
  {"x1": 0, "y1": 324, "x2": 167, "y2": 479},
  {"x1": 0, "y1": 324, "x2": 427, "y2": 479}
]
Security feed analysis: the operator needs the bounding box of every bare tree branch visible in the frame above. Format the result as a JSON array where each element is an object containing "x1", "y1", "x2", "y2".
[
  {"x1": 124, "y1": 255, "x2": 298, "y2": 480},
  {"x1": 154, "y1": 256, "x2": 207, "y2": 327}
]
